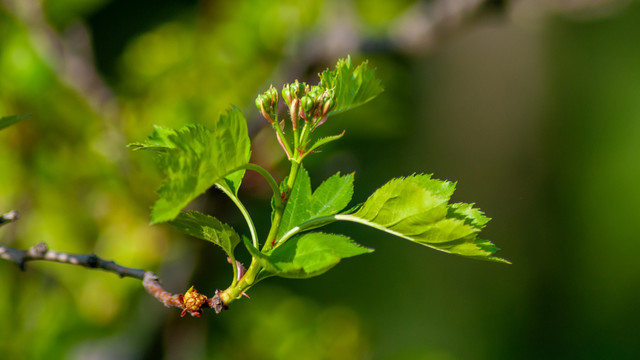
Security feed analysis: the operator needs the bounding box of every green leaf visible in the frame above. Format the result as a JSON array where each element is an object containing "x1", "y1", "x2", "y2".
[
  {"x1": 129, "y1": 106, "x2": 251, "y2": 223},
  {"x1": 127, "y1": 126, "x2": 176, "y2": 152},
  {"x1": 0, "y1": 115, "x2": 29, "y2": 131},
  {"x1": 318, "y1": 56, "x2": 383, "y2": 116},
  {"x1": 306, "y1": 131, "x2": 345, "y2": 155},
  {"x1": 339, "y1": 174, "x2": 508, "y2": 263},
  {"x1": 170, "y1": 210, "x2": 240, "y2": 258},
  {"x1": 251, "y1": 232, "x2": 372, "y2": 279},
  {"x1": 277, "y1": 167, "x2": 354, "y2": 239}
]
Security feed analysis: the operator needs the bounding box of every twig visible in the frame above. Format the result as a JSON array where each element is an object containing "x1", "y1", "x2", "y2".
[
  {"x1": 0, "y1": 242, "x2": 225, "y2": 315},
  {"x1": 0, "y1": 211, "x2": 19, "y2": 227}
]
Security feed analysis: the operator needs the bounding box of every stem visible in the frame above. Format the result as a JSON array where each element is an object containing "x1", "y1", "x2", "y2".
[
  {"x1": 216, "y1": 184, "x2": 259, "y2": 248},
  {"x1": 297, "y1": 124, "x2": 310, "y2": 156},
  {"x1": 243, "y1": 163, "x2": 282, "y2": 209},
  {"x1": 218, "y1": 258, "x2": 262, "y2": 305},
  {"x1": 292, "y1": 101, "x2": 300, "y2": 153},
  {"x1": 229, "y1": 253, "x2": 238, "y2": 287},
  {"x1": 286, "y1": 160, "x2": 301, "y2": 189},
  {"x1": 260, "y1": 159, "x2": 302, "y2": 252},
  {"x1": 0, "y1": 210, "x2": 18, "y2": 227},
  {"x1": 275, "y1": 214, "x2": 338, "y2": 247},
  {"x1": 272, "y1": 119, "x2": 293, "y2": 160},
  {"x1": 0, "y1": 242, "x2": 224, "y2": 316}
]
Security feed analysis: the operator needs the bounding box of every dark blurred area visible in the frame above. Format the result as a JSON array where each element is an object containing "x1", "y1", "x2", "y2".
[{"x1": 1, "y1": 0, "x2": 640, "y2": 359}]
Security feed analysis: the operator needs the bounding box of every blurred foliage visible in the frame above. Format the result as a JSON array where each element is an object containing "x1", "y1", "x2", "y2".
[{"x1": 2, "y1": 0, "x2": 640, "y2": 359}]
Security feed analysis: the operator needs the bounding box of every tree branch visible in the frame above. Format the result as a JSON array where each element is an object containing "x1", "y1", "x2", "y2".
[
  {"x1": 0, "y1": 241, "x2": 225, "y2": 316},
  {"x1": 0, "y1": 210, "x2": 19, "y2": 227}
]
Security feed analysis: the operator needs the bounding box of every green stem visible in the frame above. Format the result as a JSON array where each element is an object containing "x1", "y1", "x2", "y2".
[
  {"x1": 297, "y1": 124, "x2": 310, "y2": 156},
  {"x1": 273, "y1": 119, "x2": 293, "y2": 160},
  {"x1": 216, "y1": 185, "x2": 259, "y2": 248},
  {"x1": 243, "y1": 163, "x2": 282, "y2": 209},
  {"x1": 219, "y1": 258, "x2": 262, "y2": 305},
  {"x1": 261, "y1": 159, "x2": 302, "y2": 252},
  {"x1": 218, "y1": 164, "x2": 281, "y2": 250},
  {"x1": 286, "y1": 160, "x2": 300, "y2": 189},
  {"x1": 275, "y1": 214, "x2": 338, "y2": 247},
  {"x1": 229, "y1": 253, "x2": 238, "y2": 287},
  {"x1": 292, "y1": 112, "x2": 300, "y2": 156}
]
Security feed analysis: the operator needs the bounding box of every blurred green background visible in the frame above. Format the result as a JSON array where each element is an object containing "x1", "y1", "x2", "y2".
[{"x1": 2, "y1": 0, "x2": 640, "y2": 359}]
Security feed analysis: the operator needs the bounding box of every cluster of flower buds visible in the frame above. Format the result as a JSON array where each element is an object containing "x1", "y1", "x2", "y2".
[
  {"x1": 300, "y1": 86, "x2": 335, "y2": 129},
  {"x1": 256, "y1": 80, "x2": 337, "y2": 134},
  {"x1": 281, "y1": 80, "x2": 308, "y2": 130},
  {"x1": 255, "y1": 85, "x2": 279, "y2": 124},
  {"x1": 281, "y1": 80, "x2": 336, "y2": 130}
]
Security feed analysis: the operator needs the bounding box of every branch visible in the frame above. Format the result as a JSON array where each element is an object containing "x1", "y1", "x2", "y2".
[
  {"x1": 0, "y1": 210, "x2": 19, "y2": 227},
  {"x1": 0, "y1": 242, "x2": 225, "y2": 316}
]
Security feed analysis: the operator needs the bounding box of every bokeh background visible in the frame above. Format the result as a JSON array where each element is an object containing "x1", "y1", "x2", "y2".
[{"x1": 1, "y1": 0, "x2": 640, "y2": 359}]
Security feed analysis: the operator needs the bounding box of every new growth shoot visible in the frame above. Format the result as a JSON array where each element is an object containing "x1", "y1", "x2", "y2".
[{"x1": 129, "y1": 56, "x2": 508, "y2": 316}]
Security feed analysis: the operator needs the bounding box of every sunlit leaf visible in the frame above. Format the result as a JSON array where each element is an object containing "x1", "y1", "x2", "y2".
[
  {"x1": 318, "y1": 56, "x2": 383, "y2": 116},
  {"x1": 248, "y1": 232, "x2": 372, "y2": 279},
  {"x1": 339, "y1": 174, "x2": 508, "y2": 263},
  {"x1": 129, "y1": 106, "x2": 251, "y2": 223},
  {"x1": 277, "y1": 167, "x2": 354, "y2": 239}
]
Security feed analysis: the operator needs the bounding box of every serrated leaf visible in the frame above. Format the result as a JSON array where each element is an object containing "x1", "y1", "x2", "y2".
[
  {"x1": 0, "y1": 115, "x2": 29, "y2": 131},
  {"x1": 129, "y1": 106, "x2": 251, "y2": 223},
  {"x1": 250, "y1": 232, "x2": 372, "y2": 279},
  {"x1": 340, "y1": 174, "x2": 507, "y2": 263},
  {"x1": 448, "y1": 202, "x2": 491, "y2": 228},
  {"x1": 277, "y1": 167, "x2": 354, "y2": 239},
  {"x1": 318, "y1": 56, "x2": 383, "y2": 116},
  {"x1": 170, "y1": 210, "x2": 240, "y2": 258},
  {"x1": 127, "y1": 126, "x2": 176, "y2": 152},
  {"x1": 306, "y1": 131, "x2": 345, "y2": 154}
]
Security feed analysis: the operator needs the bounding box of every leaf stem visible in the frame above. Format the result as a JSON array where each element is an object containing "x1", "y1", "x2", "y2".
[
  {"x1": 292, "y1": 109, "x2": 300, "y2": 156},
  {"x1": 261, "y1": 159, "x2": 302, "y2": 252},
  {"x1": 229, "y1": 253, "x2": 239, "y2": 287},
  {"x1": 276, "y1": 214, "x2": 338, "y2": 246},
  {"x1": 272, "y1": 119, "x2": 293, "y2": 160},
  {"x1": 216, "y1": 185, "x2": 259, "y2": 248},
  {"x1": 274, "y1": 212, "x2": 406, "y2": 248},
  {"x1": 243, "y1": 163, "x2": 282, "y2": 209},
  {"x1": 297, "y1": 124, "x2": 311, "y2": 157}
]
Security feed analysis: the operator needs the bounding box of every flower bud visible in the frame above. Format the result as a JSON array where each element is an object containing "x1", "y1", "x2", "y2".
[
  {"x1": 290, "y1": 98, "x2": 299, "y2": 129},
  {"x1": 282, "y1": 85, "x2": 292, "y2": 107},
  {"x1": 290, "y1": 80, "x2": 307, "y2": 99},
  {"x1": 255, "y1": 94, "x2": 269, "y2": 112},
  {"x1": 308, "y1": 86, "x2": 323, "y2": 101},
  {"x1": 301, "y1": 95, "x2": 314, "y2": 114},
  {"x1": 321, "y1": 89, "x2": 335, "y2": 116},
  {"x1": 256, "y1": 86, "x2": 279, "y2": 123},
  {"x1": 180, "y1": 286, "x2": 207, "y2": 317},
  {"x1": 266, "y1": 85, "x2": 279, "y2": 110}
]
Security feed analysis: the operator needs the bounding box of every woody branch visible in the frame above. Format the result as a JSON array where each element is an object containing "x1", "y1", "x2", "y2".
[{"x1": 0, "y1": 215, "x2": 225, "y2": 316}]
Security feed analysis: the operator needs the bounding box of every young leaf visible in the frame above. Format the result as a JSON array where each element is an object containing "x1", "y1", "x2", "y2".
[
  {"x1": 318, "y1": 56, "x2": 383, "y2": 116},
  {"x1": 338, "y1": 175, "x2": 508, "y2": 263},
  {"x1": 249, "y1": 232, "x2": 372, "y2": 279},
  {"x1": 127, "y1": 126, "x2": 176, "y2": 152},
  {"x1": 277, "y1": 167, "x2": 354, "y2": 240},
  {"x1": 0, "y1": 115, "x2": 29, "y2": 131},
  {"x1": 129, "y1": 106, "x2": 251, "y2": 223},
  {"x1": 306, "y1": 131, "x2": 345, "y2": 155},
  {"x1": 170, "y1": 210, "x2": 240, "y2": 258}
]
